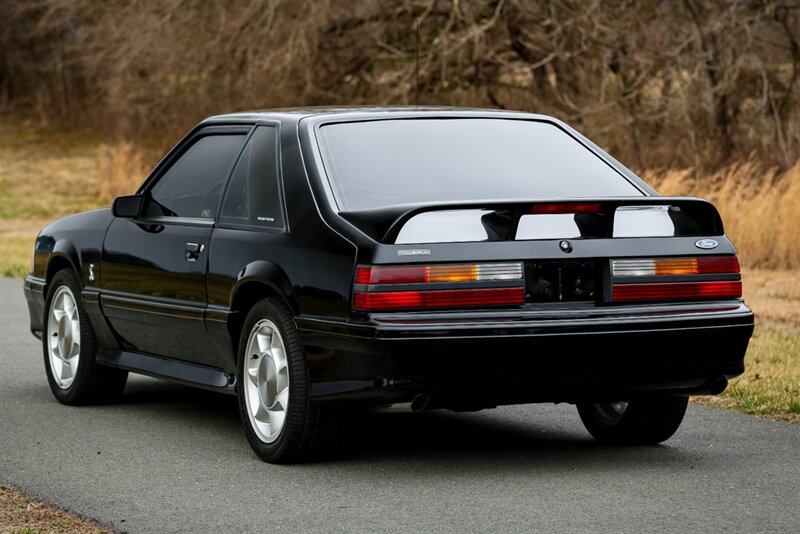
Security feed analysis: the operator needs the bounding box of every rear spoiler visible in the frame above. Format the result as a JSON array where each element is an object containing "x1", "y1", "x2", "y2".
[{"x1": 338, "y1": 197, "x2": 724, "y2": 243}]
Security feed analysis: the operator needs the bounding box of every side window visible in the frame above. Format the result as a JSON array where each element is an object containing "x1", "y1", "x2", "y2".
[
  {"x1": 220, "y1": 126, "x2": 285, "y2": 229},
  {"x1": 149, "y1": 134, "x2": 245, "y2": 219}
]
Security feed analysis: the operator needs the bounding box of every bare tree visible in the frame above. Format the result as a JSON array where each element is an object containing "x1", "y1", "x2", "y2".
[{"x1": 1, "y1": 0, "x2": 798, "y2": 170}]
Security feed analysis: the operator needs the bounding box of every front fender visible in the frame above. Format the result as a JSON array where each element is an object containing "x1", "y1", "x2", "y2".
[{"x1": 50, "y1": 240, "x2": 82, "y2": 282}]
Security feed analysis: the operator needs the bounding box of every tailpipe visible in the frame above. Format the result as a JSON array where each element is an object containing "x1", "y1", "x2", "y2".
[
  {"x1": 376, "y1": 394, "x2": 431, "y2": 413},
  {"x1": 410, "y1": 393, "x2": 431, "y2": 412}
]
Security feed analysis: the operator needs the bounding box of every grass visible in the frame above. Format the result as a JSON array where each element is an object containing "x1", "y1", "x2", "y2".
[
  {"x1": 694, "y1": 269, "x2": 800, "y2": 423},
  {"x1": 0, "y1": 235, "x2": 32, "y2": 278},
  {"x1": 1, "y1": 121, "x2": 148, "y2": 276},
  {"x1": 641, "y1": 160, "x2": 800, "y2": 270},
  {"x1": 1, "y1": 120, "x2": 798, "y2": 422},
  {"x1": 0, "y1": 485, "x2": 109, "y2": 533}
]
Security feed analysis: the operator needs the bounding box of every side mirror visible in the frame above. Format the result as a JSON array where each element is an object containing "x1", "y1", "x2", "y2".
[{"x1": 112, "y1": 194, "x2": 144, "y2": 218}]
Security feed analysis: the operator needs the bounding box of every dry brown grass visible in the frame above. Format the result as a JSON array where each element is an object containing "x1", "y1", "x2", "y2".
[
  {"x1": 95, "y1": 142, "x2": 149, "y2": 203},
  {"x1": 742, "y1": 269, "x2": 800, "y2": 330},
  {"x1": 642, "y1": 160, "x2": 800, "y2": 270},
  {"x1": 1, "y1": 123, "x2": 149, "y2": 275},
  {"x1": 700, "y1": 269, "x2": 800, "y2": 424},
  {"x1": 0, "y1": 485, "x2": 109, "y2": 534}
]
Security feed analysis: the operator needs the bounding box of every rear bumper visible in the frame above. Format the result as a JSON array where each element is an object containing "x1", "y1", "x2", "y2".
[{"x1": 297, "y1": 301, "x2": 754, "y2": 407}]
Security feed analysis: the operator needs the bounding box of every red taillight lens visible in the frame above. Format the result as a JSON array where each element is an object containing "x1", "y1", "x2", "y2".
[
  {"x1": 354, "y1": 265, "x2": 426, "y2": 284},
  {"x1": 353, "y1": 287, "x2": 525, "y2": 311},
  {"x1": 531, "y1": 202, "x2": 602, "y2": 215},
  {"x1": 697, "y1": 256, "x2": 740, "y2": 274},
  {"x1": 612, "y1": 281, "x2": 742, "y2": 301}
]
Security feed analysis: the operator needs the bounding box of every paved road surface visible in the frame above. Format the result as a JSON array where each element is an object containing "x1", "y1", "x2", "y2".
[{"x1": 1, "y1": 278, "x2": 798, "y2": 532}]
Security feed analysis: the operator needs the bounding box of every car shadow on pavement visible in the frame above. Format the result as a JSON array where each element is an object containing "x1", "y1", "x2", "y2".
[
  {"x1": 116, "y1": 377, "x2": 699, "y2": 473},
  {"x1": 336, "y1": 411, "x2": 696, "y2": 472}
]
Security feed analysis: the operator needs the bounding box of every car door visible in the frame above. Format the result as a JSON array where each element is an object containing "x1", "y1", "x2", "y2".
[{"x1": 101, "y1": 126, "x2": 249, "y2": 367}]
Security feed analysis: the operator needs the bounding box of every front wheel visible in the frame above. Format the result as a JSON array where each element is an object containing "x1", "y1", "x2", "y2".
[
  {"x1": 43, "y1": 268, "x2": 128, "y2": 405},
  {"x1": 236, "y1": 299, "x2": 338, "y2": 463},
  {"x1": 577, "y1": 397, "x2": 689, "y2": 445}
]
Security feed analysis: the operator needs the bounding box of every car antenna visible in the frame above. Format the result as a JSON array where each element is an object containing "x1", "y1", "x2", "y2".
[{"x1": 415, "y1": 17, "x2": 420, "y2": 109}]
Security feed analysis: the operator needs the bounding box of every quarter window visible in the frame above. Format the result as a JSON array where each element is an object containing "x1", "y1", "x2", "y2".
[
  {"x1": 149, "y1": 134, "x2": 246, "y2": 219},
  {"x1": 220, "y1": 126, "x2": 284, "y2": 229}
]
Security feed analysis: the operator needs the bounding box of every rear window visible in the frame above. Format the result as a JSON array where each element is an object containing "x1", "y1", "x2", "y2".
[{"x1": 317, "y1": 118, "x2": 642, "y2": 211}]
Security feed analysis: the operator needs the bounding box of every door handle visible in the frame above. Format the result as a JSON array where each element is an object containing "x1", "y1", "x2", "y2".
[{"x1": 185, "y1": 242, "x2": 205, "y2": 262}]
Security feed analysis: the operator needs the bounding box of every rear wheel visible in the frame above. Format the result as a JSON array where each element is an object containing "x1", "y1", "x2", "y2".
[
  {"x1": 577, "y1": 397, "x2": 688, "y2": 445},
  {"x1": 43, "y1": 268, "x2": 128, "y2": 404},
  {"x1": 236, "y1": 299, "x2": 338, "y2": 463}
]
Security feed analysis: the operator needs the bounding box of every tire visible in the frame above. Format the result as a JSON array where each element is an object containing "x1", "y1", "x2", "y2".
[
  {"x1": 236, "y1": 299, "x2": 339, "y2": 463},
  {"x1": 43, "y1": 268, "x2": 128, "y2": 405},
  {"x1": 577, "y1": 397, "x2": 689, "y2": 445}
]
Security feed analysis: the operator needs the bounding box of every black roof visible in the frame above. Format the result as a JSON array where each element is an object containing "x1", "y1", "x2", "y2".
[{"x1": 201, "y1": 106, "x2": 551, "y2": 124}]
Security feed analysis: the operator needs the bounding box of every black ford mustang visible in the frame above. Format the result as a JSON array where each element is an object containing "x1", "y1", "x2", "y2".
[{"x1": 24, "y1": 108, "x2": 754, "y2": 462}]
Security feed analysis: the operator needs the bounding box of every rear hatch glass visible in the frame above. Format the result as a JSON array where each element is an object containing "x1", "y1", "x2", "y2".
[{"x1": 317, "y1": 118, "x2": 643, "y2": 212}]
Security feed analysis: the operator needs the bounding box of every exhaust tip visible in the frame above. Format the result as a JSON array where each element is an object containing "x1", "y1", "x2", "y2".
[
  {"x1": 373, "y1": 394, "x2": 431, "y2": 413},
  {"x1": 410, "y1": 394, "x2": 430, "y2": 413},
  {"x1": 709, "y1": 377, "x2": 729, "y2": 395}
]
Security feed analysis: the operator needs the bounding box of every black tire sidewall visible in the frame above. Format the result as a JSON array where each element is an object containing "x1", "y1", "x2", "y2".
[
  {"x1": 235, "y1": 299, "x2": 309, "y2": 462},
  {"x1": 577, "y1": 397, "x2": 689, "y2": 445}
]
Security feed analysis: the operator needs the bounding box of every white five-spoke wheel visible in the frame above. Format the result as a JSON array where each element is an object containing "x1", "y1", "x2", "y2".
[
  {"x1": 244, "y1": 319, "x2": 290, "y2": 443},
  {"x1": 47, "y1": 285, "x2": 81, "y2": 389},
  {"x1": 42, "y1": 268, "x2": 128, "y2": 405}
]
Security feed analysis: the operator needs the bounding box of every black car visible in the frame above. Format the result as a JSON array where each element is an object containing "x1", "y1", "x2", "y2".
[{"x1": 24, "y1": 108, "x2": 754, "y2": 462}]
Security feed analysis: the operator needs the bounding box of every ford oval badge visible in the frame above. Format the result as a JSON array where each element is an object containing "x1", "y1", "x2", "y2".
[{"x1": 695, "y1": 239, "x2": 718, "y2": 250}]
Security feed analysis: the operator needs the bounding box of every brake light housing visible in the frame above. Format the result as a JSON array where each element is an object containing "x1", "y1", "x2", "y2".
[
  {"x1": 530, "y1": 202, "x2": 602, "y2": 215},
  {"x1": 610, "y1": 256, "x2": 741, "y2": 302},
  {"x1": 353, "y1": 262, "x2": 524, "y2": 311},
  {"x1": 611, "y1": 257, "x2": 740, "y2": 277}
]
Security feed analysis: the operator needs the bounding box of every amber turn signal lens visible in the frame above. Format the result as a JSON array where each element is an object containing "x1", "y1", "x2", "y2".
[{"x1": 426, "y1": 264, "x2": 479, "y2": 283}]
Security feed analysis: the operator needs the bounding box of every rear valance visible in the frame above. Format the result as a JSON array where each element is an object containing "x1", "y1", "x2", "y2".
[{"x1": 339, "y1": 197, "x2": 724, "y2": 244}]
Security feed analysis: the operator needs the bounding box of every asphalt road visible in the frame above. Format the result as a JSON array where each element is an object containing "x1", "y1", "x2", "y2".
[{"x1": 1, "y1": 278, "x2": 798, "y2": 533}]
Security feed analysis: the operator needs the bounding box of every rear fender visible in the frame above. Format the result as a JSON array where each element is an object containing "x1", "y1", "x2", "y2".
[{"x1": 229, "y1": 260, "x2": 297, "y2": 314}]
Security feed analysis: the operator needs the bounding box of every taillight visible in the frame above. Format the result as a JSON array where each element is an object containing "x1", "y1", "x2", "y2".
[
  {"x1": 611, "y1": 256, "x2": 742, "y2": 302},
  {"x1": 612, "y1": 281, "x2": 742, "y2": 301},
  {"x1": 353, "y1": 287, "x2": 525, "y2": 310},
  {"x1": 353, "y1": 262, "x2": 524, "y2": 311}
]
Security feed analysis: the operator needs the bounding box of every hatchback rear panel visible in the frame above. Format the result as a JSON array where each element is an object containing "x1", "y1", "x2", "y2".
[
  {"x1": 309, "y1": 199, "x2": 752, "y2": 407},
  {"x1": 297, "y1": 111, "x2": 753, "y2": 408}
]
